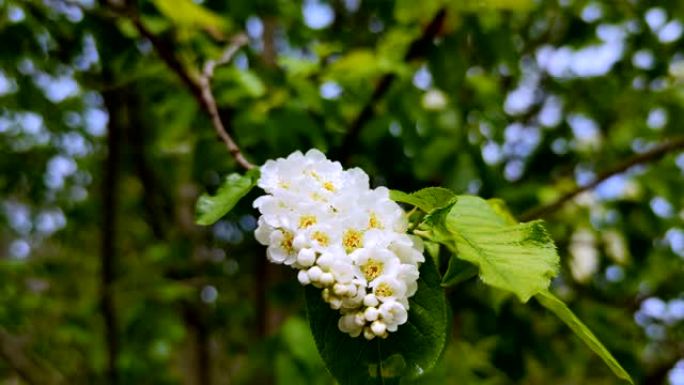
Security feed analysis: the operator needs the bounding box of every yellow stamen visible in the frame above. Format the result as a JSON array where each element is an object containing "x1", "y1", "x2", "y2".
[
  {"x1": 343, "y1": 229, "x2": 363, "y2": 252},
  {"x1": 312, "y1": 231, "x2": 329, "y2": 247},
  {"x1": 368, "y1": 212, "x2": 382, "y2": 229},
  {"x1": 323, "y1": 181, "x2": 336, "y2": 191},
  {"x1": 361, "y1": 260, "x2": 384, "y2": 281},
  {"x1": 280, "y1": 231, "x2": 294, "y2": 253},
  {"x1": 299, "y1": 215, "x2": 317, "y2": 228},
  {"x1": 375, "y1": 283, "x2": 393, "y2": 298}
]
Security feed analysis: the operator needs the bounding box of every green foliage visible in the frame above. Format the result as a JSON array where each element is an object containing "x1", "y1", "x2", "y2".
[
  {"x1": 275, "y1": 317, "x2": 332, "y2": 385},
  {"x1": 389, "y1": 187, "x2": 456, "y2": 213},
  {"x1": 306, "y1": 256, "x2": 448, "y2": 385},
  {"x1": 425, "y1": 195, "x2": 559, "y2": 302},
  {"x1": 2, "y1": 0, "x2": 683, "y2": 383},
  {"x1": 389, "y1": 188, "x2": 631, "y2": 382},
  {"x1": 441, "y1": 258, "x2": 478, "y2": 288},
  {"x1": 535, "y1": 291, "x2": 634, "y2": 384},
  {"x1": 195, "y1": 168, "x2": 260, "y2": 226},
  {"x1": 151, "y1": 0, "x2": 228, "y2": 30}
]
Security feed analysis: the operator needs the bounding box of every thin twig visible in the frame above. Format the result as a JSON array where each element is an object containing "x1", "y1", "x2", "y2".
[
  {"x1": 336, "y1": 8, "x2": 447, "y2": 162},
  {"x1": 199, "y1": 34, "x2": 254, "y2": 170},
  {"x1": 122, "y1": 8, "x2": 254, "y2": 170},
  {"x1": 520, "y1": 137, "x2": 684, "y2": 221}
]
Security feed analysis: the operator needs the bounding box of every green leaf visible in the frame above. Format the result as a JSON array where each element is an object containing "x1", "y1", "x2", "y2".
[
  {"x1": 438, "y1": 195, "x2": 559, "y2": 302},
  {"x1": 535, "y1": 291, "x2": 634, "y2": 384},
  {"x1": 195, "y1": 168, "x2": 260, "y2": 226},
  {"x1": 390, "y1": 187, "x2": 456, "y2": 213},
  {"x1": 441, "y1": 258, "x2": 477, "y2": 288},
  {"x1": 485, "y1": 198, "x2": 517, "y2": 225},
  {"x1": 306, "y1": 256, "x2": 449, "y2": 385},
  {"x1": 152, "y1": 0, "x2": 227, "y2": 30}
]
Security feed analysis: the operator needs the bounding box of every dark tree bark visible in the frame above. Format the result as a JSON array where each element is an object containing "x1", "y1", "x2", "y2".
[{"x1": 100, "y1": 86, "x2": 125, "y2": 385}]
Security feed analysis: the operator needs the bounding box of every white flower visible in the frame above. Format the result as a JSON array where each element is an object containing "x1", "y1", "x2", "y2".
[
  {"x1": 389, "y1": 237, "x2": 426, "y2": 265},
  {"x1": 350, "y1": 247, "x2": 400, "y2": 285},
  {"x1": 397, "y1": 263, "x2": 420, "y2": 297},
  {"x1": 254, "y1": 149, "x2": 423, "y2": 338},
  {"x1": 338, "y1": 313, "x2": 363, "y2": 337},
  {"x1": 379, "y1": 301, "x2": 408, "y2": 332},
  {"x1": 266, "y1": 227, "x2": 298, "y2": 265},
  {"x1": 301, "y1": 224, "x2": 341, "y2": 253},
  {"x1": 371, "y1": 275, "x2": 407, "y2": 303}
]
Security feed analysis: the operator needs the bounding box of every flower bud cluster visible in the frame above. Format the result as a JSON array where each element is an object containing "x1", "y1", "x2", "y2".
[{"x1": 253, "y1": 149, "x2": 424, "y2": 339}]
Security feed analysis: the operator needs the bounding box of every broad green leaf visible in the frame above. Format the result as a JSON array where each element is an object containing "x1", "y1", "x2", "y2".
[
  {"x1": 439, "y1": 195, "x2": 559, "y2": 302},
  {"x1": 195, "y1": 168, "x2": 259, "y2": 226},
  {"x1": 535, "y1": 291, "x2": 634, "y2": 384},
  {"x1": 280, "y1": 317, "x2": 324, "y2": 366},
  {"x1": 152, "y1": 0, "x2": 227, "y2": 30},
  {"x1": 485, "y1": 198, "x2": 517, "y2": 225},
  {"x1": 441, "y1": 257, "x2": 477, "y2": 288},
  {"x1": 306, "y1": 256, "x2": 449, "y2": 385},
  {"x1": 390, "y1": 187, "x2": 456, "y2": 213},
  {"x1": 423, "y1": 240, "x2": 441, "y2": 268}
]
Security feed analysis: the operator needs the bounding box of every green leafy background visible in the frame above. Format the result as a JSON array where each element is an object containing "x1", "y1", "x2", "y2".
[{"x1": 1, "y1": 0, "x2": 683, "y2": 384}]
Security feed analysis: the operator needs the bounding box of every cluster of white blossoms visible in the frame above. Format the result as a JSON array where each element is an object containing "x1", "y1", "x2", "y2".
[{"x1": 253, "y1": 149, "x2": 424, "y2": 339}]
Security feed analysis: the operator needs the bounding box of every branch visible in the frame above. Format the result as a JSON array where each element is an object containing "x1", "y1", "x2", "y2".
[
  {"x1": 101, "y1": 84, "x2": 123, "y2": 385},
  {"x1": 337, "y1": 8, "x2": 447, "y2": 162},
  {"x1": 199, "y1": 34, "x2": 254, "y2": 170},
  {"x1": 123, "y1": 10, "x2": 254, "y2": 170},
  {"x1": 520, "y1": 137, "x2": 684, "y2": 221}
]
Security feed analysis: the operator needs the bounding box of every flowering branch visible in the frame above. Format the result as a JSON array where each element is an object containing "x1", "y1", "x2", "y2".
[{"x1": 520, "y1": 136, "x2": 684, "y2": 221}]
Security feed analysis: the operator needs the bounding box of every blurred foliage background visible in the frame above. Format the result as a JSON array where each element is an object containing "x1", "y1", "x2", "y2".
[{"x1": 1, "y1": 0, "x2": 683, "y2": 384}]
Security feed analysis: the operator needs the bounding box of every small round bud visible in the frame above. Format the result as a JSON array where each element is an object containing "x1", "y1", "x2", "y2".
[
  {"x1": 329, "y1": 298, "x2": 342, "y2": 309},
  {"x1": 371, "y1": 320, "x2": 386, "y2": 336},
  {"x1": 297, "y1": 270, "x2": 311, "y2": 285},
  {"x1": 364, "y1": 307, "x2": 379, "y2": 322},
  {"x1": 333, "y1": 283, "x2": 349, "y2": 296},
  {"x1": 293, "y1": 234, "x2": 307, "y2": 250},
  {"x1": 297, "y1": 248, "x2": 316, "y2": 267},
  {"x1": 320, "y1": 272, "x2": 335, "y2": 286},
  {"x1": 307, "y1": 266, "x2": 322, "y2": 281},
  {"x1": 354, "y1": 312, "x2": 366, "y2": 326},
  {"x1": 363, "y1": 326, "x2": 375, "y2": 340},
  {"x1": 363, "y1": 294, "x2": 379, "y2": 307},
  {"x1": 317, "y1": 253, "x2": 333, "y2": 267},
  {"x1": 345, "y1": 284, "x2": 358, "y2": 297}
]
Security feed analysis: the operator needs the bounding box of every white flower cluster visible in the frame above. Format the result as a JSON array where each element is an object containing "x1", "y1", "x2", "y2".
[{"x1": 253, "y1": 149, "x2": 424, "y2": 339}]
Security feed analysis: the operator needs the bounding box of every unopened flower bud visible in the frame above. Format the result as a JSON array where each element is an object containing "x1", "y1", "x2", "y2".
[
  {"x1": 320, "y1": 272, "x2": 335, "y2": 286},
  {"x1": 363, "y1": 326, "x2": 375, "y2": 340},
  {"x1": 364, "y1": 307, "x2": 379, "y2": 322},
  {"x1": 297, "y1": 248, "x2": 316, "y2": 267},
  {"x1": 297, "y1": 270, "x2": 311, "y2": 285},
  {"x1": 333, "y1": 283, "x2": 349, "y2": 296},
  {"x1": 371, "y1": 320, "x2": 386, "y2": 336},
  {"x1": 354, "y1": 312, "x2": 366, "y2": 326},
  {"x1": 363, "y1": 294, "x2": 379, "y2": 307},
  {"x1": 293, "y1": 234, "x2": 308, "y2": 250},
  {"x1": 308, "y1": 266, "x2": 322, "y2": 281}
]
